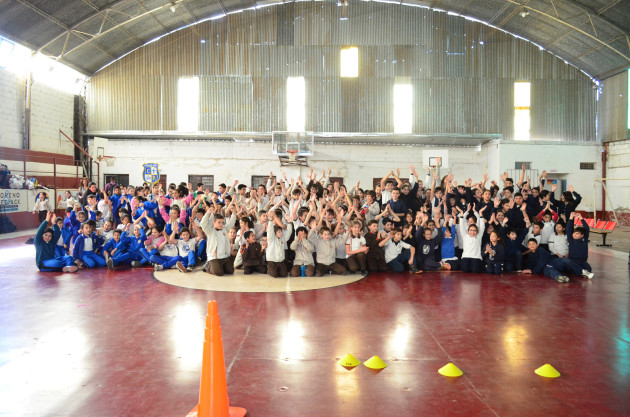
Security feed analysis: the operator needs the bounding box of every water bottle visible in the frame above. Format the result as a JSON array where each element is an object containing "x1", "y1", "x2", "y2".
[{"x1": 300, "y1": 265, "x2": 306, "y2": 277}]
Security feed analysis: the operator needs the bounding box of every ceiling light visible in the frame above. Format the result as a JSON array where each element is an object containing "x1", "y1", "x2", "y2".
[
  {"x1": 520, "y1": 9, "x2": 529, "y2": 18},
  {"x1": 170, "y1": 1, "x2": 177, "y2": 12}
]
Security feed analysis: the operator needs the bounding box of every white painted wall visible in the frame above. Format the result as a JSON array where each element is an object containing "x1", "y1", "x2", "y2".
[
  {"x1": 95, "y1": 138, "x2": 604, "y2": 211},
  {"x1": 604, "y1": 140, "x2": 630, "y2": 211},
  {"x1": 0, "y1": 66, "x2": 75, "y2": 156}
]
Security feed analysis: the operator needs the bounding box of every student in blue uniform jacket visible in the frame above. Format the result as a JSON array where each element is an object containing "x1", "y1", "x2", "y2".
[
  {"x1": 522, "y1": 239, "x2": 569, "y2": 283},
  {"x1": 107, "y1": 224, "x2": 147, "y2": 269},
  {"x1": 73, "y1": 222, "x2": 106, "y2": 268},
  {"x1": 35, "y1": 211, "x2": 78, "y2": 272}
]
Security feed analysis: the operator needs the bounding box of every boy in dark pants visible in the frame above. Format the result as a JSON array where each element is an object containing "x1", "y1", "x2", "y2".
[
  {"x1": 241, "y1": 231, "x2": 267, "y2": 274},
  {"x1": 553, "y1": 212, "x2": 595, "y2": 279},
  {"x1": 35, "y1": 211, "x2": 78, "y2": 273},
  {"x1": 522, "y1": 239, "x2": 569, "y2": 283}
]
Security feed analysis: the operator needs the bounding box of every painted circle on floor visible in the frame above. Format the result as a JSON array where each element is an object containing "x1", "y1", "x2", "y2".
[{"x1": 152, "y1": 269, "x2": 365, "y2": 292}]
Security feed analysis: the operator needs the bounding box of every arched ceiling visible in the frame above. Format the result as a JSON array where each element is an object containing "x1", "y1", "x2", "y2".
[{"x1": 0, "y1": 0, "x2": 628, "y2": 79}]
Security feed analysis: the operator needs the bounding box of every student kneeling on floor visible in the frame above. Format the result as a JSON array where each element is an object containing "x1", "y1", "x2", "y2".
[{"x1": 35, "y1": 211, "x2": 78, "y2": 273}]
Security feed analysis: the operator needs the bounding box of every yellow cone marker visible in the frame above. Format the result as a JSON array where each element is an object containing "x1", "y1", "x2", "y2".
[
  {"x1": 438, "y1": 362, "x2": 463, "y2": 377},
  {"x1": 364, "y1": 355, "x2": 387, "y2": 370},
  {"x1": 535, "y1": 363, "x2": 561, "y2": 378},
  {"x1": 338, "y1": 354, "x2": 361, "y2": 368}
]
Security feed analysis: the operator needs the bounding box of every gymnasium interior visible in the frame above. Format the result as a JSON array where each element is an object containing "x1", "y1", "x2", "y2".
[{"x1": 0, "y1": 0, "x2": 629, "y2": 416}]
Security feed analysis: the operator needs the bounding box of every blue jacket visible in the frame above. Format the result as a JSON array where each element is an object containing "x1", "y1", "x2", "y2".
[
  {"x1": 440, "y1": 225, "x2": 457, "y2": 259},
  {"x1": 73, "y1": 233, "x2": 104, "y2": 260},
  {"x1": 566, "y1": 219, "x2": 589, "y2": 262},
  {"x1": 526, "y1": 246, "x2": 552, "y2": 274},
  {"x1": 116, "y1": 230, "x2": 147, "y2": 253},
  {"x1": 61, "y1": 225, "x2": 73, "y2": 248},
  {"x1": 486, "y1": 242, "x2": 505, "y2": 264},
  {"x1": 103, "y1": 239, "x2": 119, "y2": 254},
  {"x1": 35, "y1": 221, "x2": 61, "y2": 269}
]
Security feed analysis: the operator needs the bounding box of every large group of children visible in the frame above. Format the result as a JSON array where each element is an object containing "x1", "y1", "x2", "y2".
[{"x1": 34, "y1": 163, "x2": 595, "y2": 283}]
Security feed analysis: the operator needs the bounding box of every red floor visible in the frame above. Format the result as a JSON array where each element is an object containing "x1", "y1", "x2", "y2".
[{"x1": 0, "y1": 235, "x2": 629, "y2": 417}]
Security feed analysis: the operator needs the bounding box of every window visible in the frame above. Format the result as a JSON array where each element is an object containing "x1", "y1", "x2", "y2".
[
  {"x1": 329, "y1": 177, "x2": 344, "y2": 187},
  {"x1": 514, "y1": 162, "x2": 531, "y2": 169},
  {"x1": 514, "y1": 82, "x2": 531, "y2": 140},
  {"x1": 177, "y1": 77, "x2": 199, "y2": 131},
  {"x1": 340, "y1": 46, "x2": 358, "y2": 78},
  {"x1": 106, "y1": 174, "x2": 129, "y2": 187},
  {"x1": 286, "y1": 77, "x2": 305, "y2": 132},
  {"x1": 251, "y1": 175, "x2": 276, "y2": 190},
  {"x1": 579, "y1": 162, "x2": 595, "y2": 170},
  {"x1": 394, "y1": 82, "x2": 413, "y2": 134},
  {"x1": 188, "y1": 175, "x2": 214, "y2": 191}
]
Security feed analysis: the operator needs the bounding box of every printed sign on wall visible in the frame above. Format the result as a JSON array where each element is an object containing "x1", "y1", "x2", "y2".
[{"x1": 0, "y1": 189, "x2": 29, "y2": 213}]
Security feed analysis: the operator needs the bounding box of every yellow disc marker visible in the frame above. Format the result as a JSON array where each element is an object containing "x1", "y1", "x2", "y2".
[
  {"x1": 438, "y1": 362, "x2": 463, "y2": 377},
  {"x1": 338, "y1": 354, "x2": 361, "y2": 368},
  {"x1": 534, "y1": 363, "x2": 561, "y2": 378},
  {"x1": 364, "y1": 355, "x2": 387, "y2": 370}
]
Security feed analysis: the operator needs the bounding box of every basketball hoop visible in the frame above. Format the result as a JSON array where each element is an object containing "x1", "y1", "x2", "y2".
[
  {"x1": 287, "y1": 150, "x2": 298, "y2": 162},
  {"x1": 98, "y1": 155, "x2": 116, "y2": 166}
]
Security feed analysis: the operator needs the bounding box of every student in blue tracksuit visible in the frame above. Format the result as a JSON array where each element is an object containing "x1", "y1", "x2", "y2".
[
  {"x1": 107, "y1": 224, "x2": 147, "y2": 269},
  {"x1": 132, "y1": 196, "x2": 158, "y2": 228},
  {"x1": 150, "y1": 238, "x2": 181, "y2": 271},
  {"x1": 440, "y1": 215, "x2": 459, "y2": 270},
  {"x1": 102, "y1": 229, "x2": 122, "y2": 259},
  {"x1": 35, "y1": 212, "x2": 78, "y2": 272},
  {"x1": 172, "y1": 227, "x2": 197, "y2": 273},
  {"x1": 73, "y1": 222, "x2": 106, "y2": 268},
  {"x1": 54, "y1": 217, "x2": 69, "y2": 257}
]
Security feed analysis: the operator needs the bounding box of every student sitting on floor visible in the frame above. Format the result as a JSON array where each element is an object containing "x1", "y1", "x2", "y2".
[
  {"x1": 139, "y1": 227, "x2": 165, "y2": 265},
  {"x1": 35, "y1": 211, "x2": 78, "y2": 273},
  {"x1": 548, "y1": 221, "x2": 568, "y2": 258},
  {"x1": 290, "y1": 226, "x2": 315, "y2": 277},
  {"x1": 382, "y1": 227, "x2": 419, "y2": 273},
  {"x1": 73, "y1": 221, "x2": 106, "y2": 269},
  {"x1": 200, "y1": 204, "x2": 237, "y2": 276},
  {"x1": 458, "y1": 204, "x2": 486, "y2": 273},
  {"x1": 107, "y1": 224, "x2": 147, "y2": 269},
  {"x1": 414, "y1": 212, "x2": 443, "y2": 271},
  {"x1": 484, "y1": 231, "x2": 504, "y2": 275},
  {"x1": 308, "y1": 214, "x2": 348, "y2": 277},
  {"x1": 364, "y1": 220, "x2": 389, "y2": 273},
  {"x1": 103, "y1": 229, "x2": 123, "y2": 260},
  {"x1": 241, "y1": 230, "x2": 267, "y2": 275},
  {"x1": 265, "y1": 210, "x2": 292, "y2": 278},
  {"x1": 439, "y1": 212, "x2": 459, "y2": 270},
  {"x1": 554, "y1": 212, "x2": 595, "y2": 280},
  {"x1": 150, "y1": 236, "x2": 181, "y2": 271},
  {"x1": 345, "y1": 220, "x2": 369, "y2": 276},
  {"x1": 174, "y1": 227, "x2": 197, "y2": 273},
  {"x1": 522, "y1": 238, "x2": 569, "y2": 283}
]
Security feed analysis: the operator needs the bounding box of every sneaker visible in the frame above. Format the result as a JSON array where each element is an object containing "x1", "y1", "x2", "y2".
[
  {"x1": 361, "y1": 270, "x2": 368, "y2": 277},
  {"x1": 176, "y1": 261, "x2": 187, "y2": 273},
  {"x1": 107, "y1": 258, "x2": 114, "y2": 270},
  {"x1": 62, "y1": 265, "x2": 79, "y2": 273},
  {"x1": 131, "y1": 260, "x2": 141, "y2": 267},
  {"x1": 581, "y1": 270, "x2": 595, "y2": 280},
  {"x1": 103, "y1": 252, "x2": 109, "y2": 261},
  {"x1": 408, "y1": 265, "x2": 419, "y2": 273},
  {"x1": 154, "y1": 264, "x2": 163, "y2": 271},
  {"x1": 556, "y1": 275, "x2": 570, "y2": 283},
  {"x1": 187, "y1": 267, "x2": 193, "y2": 272}
]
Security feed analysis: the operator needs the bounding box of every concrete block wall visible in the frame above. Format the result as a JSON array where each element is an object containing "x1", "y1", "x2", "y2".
[
  {"x1": 0, "y1": 67, "x2": 75, "y2": 156},
  {"x1": 0, "y1": 68, "x2": 25, "y2": 149}
]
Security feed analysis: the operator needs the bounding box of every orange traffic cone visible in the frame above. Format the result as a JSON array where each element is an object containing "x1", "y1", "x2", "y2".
[{"x1": 186, "y1": 301, "x2": 247, "y2": 417}]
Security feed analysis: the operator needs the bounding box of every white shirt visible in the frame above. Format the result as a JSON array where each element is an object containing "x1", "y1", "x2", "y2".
[
  {"x1": 346, "y1": 235, "x2": 366, "y2": 258},
  {"x1": 548, "y1": 234, "x2": 569, "y2": 256},
  {"x1": 540, "y1": 221, "x2": 555, "y2": 244},
  {"x1": 459, "y1": 212, "x2": 485, "y2": 260},
  {"x1": 160, "y1": 243, "x2": 179, "y2": 257},
  {"x1": 83, "y1": 236, "x2": 93, "y2": 252},
  {"x1": 384, "y1": 240, "x2": 411, "y2": 263},
  {"x1": 177, "y1": 239, "x2": 196, "y2": 256}
]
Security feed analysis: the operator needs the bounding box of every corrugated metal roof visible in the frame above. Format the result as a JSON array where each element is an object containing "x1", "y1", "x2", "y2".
[{"x1": 0, "y1": 0, "x2": 628, "y2": 79}]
